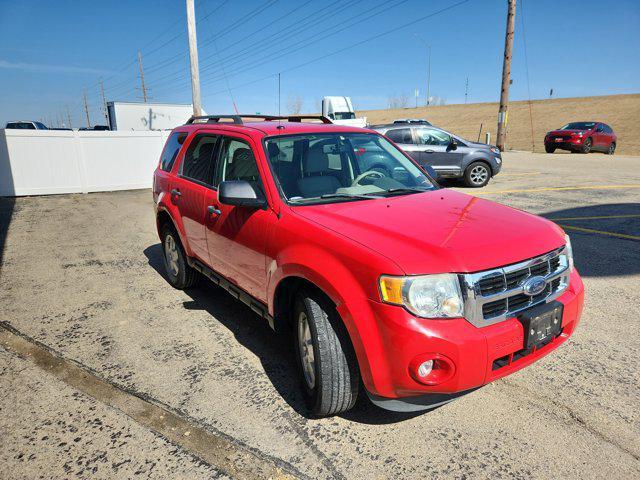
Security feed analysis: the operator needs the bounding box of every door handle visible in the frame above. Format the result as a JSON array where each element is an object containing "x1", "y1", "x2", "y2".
[
  {"x1": 424, "y1": 150, "x2": 435, "y2": 153},
  {"x1": 207, "y1": 205, "x2": 221, "y2": 216},
  {"x1": 171, "y1": 188, "x2": 181, "y2": 197}
]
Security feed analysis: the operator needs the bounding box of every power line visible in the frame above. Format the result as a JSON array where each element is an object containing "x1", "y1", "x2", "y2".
[{"x1": 197, "y1": 0, "x2": 470, "y2": 100}]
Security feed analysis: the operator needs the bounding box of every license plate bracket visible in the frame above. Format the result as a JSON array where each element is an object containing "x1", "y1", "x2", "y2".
[{"x1": 517, "y1": 301, "x2": 563, "y2": 350}]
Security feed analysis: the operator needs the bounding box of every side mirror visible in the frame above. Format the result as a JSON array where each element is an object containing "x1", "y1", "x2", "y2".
[
  {"x1": 447, "y1": 138, "x2": 458, "y2": 151},
  {"x1": 218, "y1": 180, "x2": 266, "y2": 208}
]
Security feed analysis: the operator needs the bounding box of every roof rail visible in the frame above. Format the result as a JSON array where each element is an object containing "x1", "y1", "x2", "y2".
[{"x1": 185, "y1": 114, "x2": 332, "y2": 125}]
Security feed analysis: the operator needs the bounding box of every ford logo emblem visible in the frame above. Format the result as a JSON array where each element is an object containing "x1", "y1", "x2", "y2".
[{"x1": 523, "y1": 276, "x2": 547, "y2": 296}]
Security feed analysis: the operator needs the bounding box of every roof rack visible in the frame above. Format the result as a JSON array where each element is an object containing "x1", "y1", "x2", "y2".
[{"x1": 185, "y1": 114, "x2": 332, "y2": 125}]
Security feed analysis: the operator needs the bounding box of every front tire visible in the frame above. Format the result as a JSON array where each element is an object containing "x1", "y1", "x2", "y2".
[
  {"x1": 463, "y1": 161, "x2": 491, "y2": 188},
  {"x1": 581, "y1": 137, "x2": 592, "y2": 153},
  {"x1": 294, "y1": 290, "x2": 359, "y2": 416},
  {"x1": 160, "y1": 224, "x2": 199, "y2": 289},
  {"x1": 545, "y1": 145, "x2": 555, "y2": 153}
]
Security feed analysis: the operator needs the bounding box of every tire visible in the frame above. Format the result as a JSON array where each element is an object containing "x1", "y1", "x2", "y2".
[
  {"x1": 294, "y1": 290, "x2": 359, "y2": 416},
  {"x1": 463, "y1": 161, "x2": 491, "y2": 188},
  {"x1": 160, "y1": 224, "x2": 199, "y2": 289},
  {"x1": 545, "y1": 145, "x2": 555, "y2": 153},
  {"x1": 581, "y1": 137, "x2": 592, "y2": 153},
  {"x1": 606, "y1": 142, "x2": 616, "y2": 155}
]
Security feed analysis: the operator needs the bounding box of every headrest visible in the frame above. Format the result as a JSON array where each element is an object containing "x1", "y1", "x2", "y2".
[
  {"x1": 304, "y1": 147, "x2": 329, "y2": 174},
  {"x1": 267, "y1": 142, "x2": 281, "y2": 160},
  {"x1": 232, "y1": 147, "x2": 254, "y2": 164}
]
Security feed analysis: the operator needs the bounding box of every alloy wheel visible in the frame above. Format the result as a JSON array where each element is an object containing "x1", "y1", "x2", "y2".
[
  {"x1": 470, "y1": 165, "x2": 489, "y2": 185},
  {"x1": 297, "y1": 311, "x2": 316, "y2": 389},
  {"x1": 164, "y1": 234, "x2": 180, "y2": 277}
]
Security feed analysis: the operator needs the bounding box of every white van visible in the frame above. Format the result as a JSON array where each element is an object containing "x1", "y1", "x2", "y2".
[{"x1": 321, "y1": 97, "x2": 367, "y2": 128}]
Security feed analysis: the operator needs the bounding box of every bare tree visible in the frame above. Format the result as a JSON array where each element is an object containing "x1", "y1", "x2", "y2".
[
  {"x1": 387, "y1": 93, "x2": 410, "y2": 109},
  {"x1": 287, "y1": 95, "x2": 303, "y2": 114}
]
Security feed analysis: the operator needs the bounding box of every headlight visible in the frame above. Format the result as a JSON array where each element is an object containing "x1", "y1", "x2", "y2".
[
  {"x1": 379, "y1": 274, "x2": 464, "y2": 318},
  {"x1": 564, "y1": 234, "x2": 574, "y2": 271},
  {"x1": 490, "y1": 146, "x2": 500, "y2": 155}
]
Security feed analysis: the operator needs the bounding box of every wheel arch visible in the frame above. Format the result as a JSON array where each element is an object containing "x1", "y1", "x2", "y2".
[{"x1": 156, "y1": 207, "x2": 193, "y2": 257}]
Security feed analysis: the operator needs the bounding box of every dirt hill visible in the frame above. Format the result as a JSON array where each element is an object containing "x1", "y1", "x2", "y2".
[{"x1": 358, "y1": 93, "x2": 640, "y2": 156}]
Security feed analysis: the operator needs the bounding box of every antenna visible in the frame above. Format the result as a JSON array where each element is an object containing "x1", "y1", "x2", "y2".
[{"x1": 278, "y1": 73, "x2": 281, "y2": 117}]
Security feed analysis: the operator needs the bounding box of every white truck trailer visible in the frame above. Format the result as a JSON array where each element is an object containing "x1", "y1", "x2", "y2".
[{"x1": 107, "y1": 102, "x2": 204, "y2": 131}]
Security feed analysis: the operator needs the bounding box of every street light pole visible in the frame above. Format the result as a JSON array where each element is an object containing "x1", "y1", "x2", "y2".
[{"x1": 186, "y1": 0, "x2": 202, "y2": 117}]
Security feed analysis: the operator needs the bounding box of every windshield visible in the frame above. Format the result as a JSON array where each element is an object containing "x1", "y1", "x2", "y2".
[
  {"x1": 265, "y1": 132, "x2": 435, "y2": 204},
  {"x1": 331, "y1": 112, "x2": 356, "y2": 120},
  {"x1": 560, "y1": 122, "x2": 595, "y2": 131}
]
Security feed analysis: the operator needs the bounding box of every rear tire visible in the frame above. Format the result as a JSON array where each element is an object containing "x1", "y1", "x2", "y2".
[
  {"x1": 160, "y1": 224, "x2": 199, "y2": 289},
  {"x1": 463, "y1": 161, "x2": 491, "y2": 188},
  {"x1": 545, "y1": 145, "x2": 555, "y2": 153},
  {"x1": 606, "y1": 142, "x2": 616, "y2": 155},
  {"x1": 581, "y1": 137, "x2": 592, "y2": 153},
  {"x1": 294, "y1": 290, "x2": 359, "y2": 416}
]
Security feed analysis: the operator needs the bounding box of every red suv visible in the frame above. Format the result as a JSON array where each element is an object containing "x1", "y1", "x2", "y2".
[
  {"x1": 153, "y1": 115, "x2": 584, "y2": 416},
  {"x1": 544, "y1": 121, "x2": 617, "y2": 154}
]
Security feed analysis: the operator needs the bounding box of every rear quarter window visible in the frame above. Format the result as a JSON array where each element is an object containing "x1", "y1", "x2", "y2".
[{"x1": 160, "y1": 132, "x2": 187, "y2": 172}]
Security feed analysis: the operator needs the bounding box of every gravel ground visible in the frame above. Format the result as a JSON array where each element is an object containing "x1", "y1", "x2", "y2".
[{"x1": 0, "y1": 151, "x2": 638, "y2": 479}]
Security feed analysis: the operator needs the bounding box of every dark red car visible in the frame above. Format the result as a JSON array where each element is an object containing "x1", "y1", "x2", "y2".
[
  {"x1": 544, "y1": 121, "x2": 617, "y2": 154},
  {"x1": 153, "y1": 114, "x2": 584, "y2": 416}
]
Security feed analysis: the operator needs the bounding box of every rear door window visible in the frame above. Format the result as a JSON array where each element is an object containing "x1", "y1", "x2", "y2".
[
  {"x1": 180, "y1": 134, "x2": 219, "y2": 186},
  {"x1": 385, "y1": 128, "x2": 413, "y2": 144},
  {"x1": 160, "y1": 132, "x2": 187, "y2": 172}
]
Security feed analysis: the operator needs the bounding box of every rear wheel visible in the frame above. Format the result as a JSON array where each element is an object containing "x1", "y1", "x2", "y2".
[
  {"x1": 606, "y1": 142, "x2": 616, "y2": 155},
  {"x1": 463, "y1": 162, "x2": 491, "y2": 188},
  {"x1": 161, "y1": 224, "x2": 199, "y2": 289},
  {"x1": 294, "y1": 290, "x2": 359, "y2": 416},
  {"x1": 581, "y1": 137, "x2": 592, "y2": 153},
  {"x1": 545, "y1": 145, "x2": 556, "y2": 153}
]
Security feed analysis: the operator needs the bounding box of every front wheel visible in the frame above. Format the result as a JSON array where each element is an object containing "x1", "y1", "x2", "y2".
[
  {"x1": 545, "y1": 145, "x2": 555, "y2": 153},
  {"x1": 463, "y1": 162, "x2": 491, "y2": 188},
  {"x1": 606, "y1": 142, "x2": 616, "y2": 155},
  {"x1": 581, "y1": 137, "x2": 592, "y2": 153},
  {"x1": 294, "y1": 291, "x2": 359, "y2": 416}
]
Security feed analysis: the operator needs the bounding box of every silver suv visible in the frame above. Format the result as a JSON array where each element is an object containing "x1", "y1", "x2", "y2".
[{"x1": 372, "y1": 123, "x2": 502, "y2": 187}]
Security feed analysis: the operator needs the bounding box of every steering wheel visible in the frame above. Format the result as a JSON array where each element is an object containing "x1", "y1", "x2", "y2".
[{"x1": 351, "y1": 170, "x2": 385, "y2": 187}]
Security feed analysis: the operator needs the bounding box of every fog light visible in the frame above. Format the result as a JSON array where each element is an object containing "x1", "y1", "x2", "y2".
[
  {"x1": 409, "y1": 353, "x2": 456, "y2": 386},
  {"x1": 417, "y1": 360, "x2": 433, "y2": 377}
]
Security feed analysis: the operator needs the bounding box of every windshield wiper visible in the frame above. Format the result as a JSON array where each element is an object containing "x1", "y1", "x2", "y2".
[
  {"x1": 320, "y1": 193, "x2": 382, "y2": 200},
  {"x1": 378, "y1": 187, "x2": 432, "y2": 196}
]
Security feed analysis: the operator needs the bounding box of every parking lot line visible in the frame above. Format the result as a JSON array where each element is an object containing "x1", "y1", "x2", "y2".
[
  {"x1": 499, "y1": 172, "x2": 541, "y2": 177},
  {"x1": 476, "y1": 184, "x2": 640, "y2": 195},
  {"x1": 548, "y1": 214, "x2": 640, "y2": 221},
  {"x1": 558, "y1": 224, "x2": 640, "y2": 241}
]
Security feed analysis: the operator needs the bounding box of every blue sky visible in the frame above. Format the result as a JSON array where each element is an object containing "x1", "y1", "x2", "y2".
[{"x1": 1, "y1": 0, "x2": 639, "y2": 127}]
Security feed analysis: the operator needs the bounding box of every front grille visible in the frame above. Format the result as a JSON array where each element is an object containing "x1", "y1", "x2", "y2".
[{"x1": 461, "y1": 247, "x2": 570, "y2": 327}]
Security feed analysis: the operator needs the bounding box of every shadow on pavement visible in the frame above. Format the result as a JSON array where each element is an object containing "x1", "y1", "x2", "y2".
[
  {"x1": 143, "y1": 243, "x2": 423, "y2": 424},
  {"x1": 0, "y1": 130, "x2": 16, "y2": 277},
  {"x1": 541, "y1": 203, "x2": 640, "y2": 277}
]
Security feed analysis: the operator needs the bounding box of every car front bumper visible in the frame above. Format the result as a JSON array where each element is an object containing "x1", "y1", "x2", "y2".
[{"x1": 343, "y1": 269, "x2": 584, "y2": 408}]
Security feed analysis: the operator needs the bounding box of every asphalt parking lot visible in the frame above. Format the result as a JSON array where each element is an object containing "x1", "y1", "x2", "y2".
[{"x1": 1, "y1": 151, "x2": 639, "y2": 479}]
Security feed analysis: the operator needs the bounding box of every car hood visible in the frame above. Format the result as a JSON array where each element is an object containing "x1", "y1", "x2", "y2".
[
  {"x1": 548, "y1": 129, "x2": 586, "y2": 136},
  {"x1": 464, "y1": 140, "x2": 493, "y2": 150},
  {"x1": 291, "y1": 189, "x2": 565, "y2": 274}
]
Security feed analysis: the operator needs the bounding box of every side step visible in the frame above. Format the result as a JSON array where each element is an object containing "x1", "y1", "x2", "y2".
[{"x1": 187, "y1": 257, "x2": 275, "y2": 330}]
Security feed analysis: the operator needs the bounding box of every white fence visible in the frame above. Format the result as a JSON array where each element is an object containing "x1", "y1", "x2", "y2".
[{"x1": 0, "y1": 129, "x2": 170, "y2": 197}]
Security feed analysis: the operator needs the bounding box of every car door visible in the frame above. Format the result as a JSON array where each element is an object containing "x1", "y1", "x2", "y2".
[
  {"x1": 414, "y1": 128, "x2": 464, "y2": 175},
  {"x1": 203, "y1": 132, "x2": 275, "y2": 303},
  {"x1": 385, "y1": 128, "x2": 421, "y2": 161},
  {"x1": 171, "y1": 133, "x2": 220, "y2": 264},
  {"x1": 593, "y1": 123, "x2": 606, "y2": 150}
]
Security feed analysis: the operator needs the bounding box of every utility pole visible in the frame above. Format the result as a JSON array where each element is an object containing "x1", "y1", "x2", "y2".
[
  {"x1": 464, "y1": 77, "x2": 469, "y2": 104},
  {"x1": 186, "y1": 0, "x2": 202, "y2": 116},
  {"x1": 137, "y1": 51, "x2": 148, "y2": 103},
  {"x1": 83, "y1": 90, "x2": 91, "y2": 128},
  {"x1": 99, "y1": 79, "x2": 109, "y2": 124},
  {"x1": 497, "y1": 0, "x2": 516, "y2": 151},
  {"x1": 66, "y1": 105, "x2": 73, "y2": 129}
]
